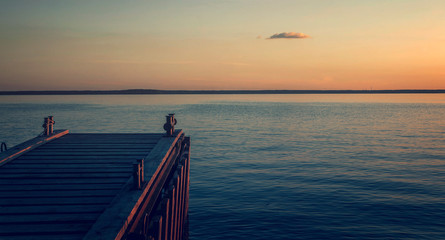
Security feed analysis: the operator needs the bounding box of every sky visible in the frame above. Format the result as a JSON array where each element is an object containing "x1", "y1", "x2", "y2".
[{"x1": 0, "y1": 0, "x2": 444, "y2": 91}]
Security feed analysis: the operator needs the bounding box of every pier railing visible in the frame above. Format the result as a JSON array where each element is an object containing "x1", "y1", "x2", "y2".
[{"x1": 126, "y1": 134, "x2": 191, "y2": 240}]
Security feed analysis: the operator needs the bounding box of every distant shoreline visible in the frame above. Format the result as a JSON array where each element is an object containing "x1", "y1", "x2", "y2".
[{"x1": 1, "y1": 89, "x2": 445, "y2": 95}]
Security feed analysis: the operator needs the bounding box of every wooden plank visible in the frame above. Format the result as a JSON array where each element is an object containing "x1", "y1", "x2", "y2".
[
  {"x1": 83, "y1": 130, "x2": 183, "y2": 240},
  {"x1": 55, "y1": 134, "x2": 160, "y2": 137},
  {"x1": 38, "y1": 144, "x2": 157, "y2": 148},
  {"x1": 0, "y1": 189, "x2": 119, "y2": 198},
  {"x1": 53, "y1": 138, "x2": 159, "y2": 141},
  {"x1": 0, "y1": 223, "x2": 90, "y2": 235},
  {"x1": 43, "y1": 136, "x2": 158, "y2": 139},
  {"x1": 54, "y1": 138, "x2": 160, "y2": 141},
  {"x1": 29, "y1": 147, "x2": 152, "y2": 152},
  {"x1": 0, "y1": 205, "x2": 106, "y2": 214},
  {"x1": 59, "y1": 133, "x2": 162, "y2": 137},
  {"x1": 65, "y1": 133, "x2": 162, "y2": 135},
  {"x1": 12, "y1": 159, "x2": 136, "y2": 164},
  {"x1": 23, "y1": 152, "x2": 149, "y2": 156},
  {"x1": 0, "y1": 168, "x2": 132, "y2": 174},
  {"x1": 3, "y1": 234, "x2": 85, "y2": 240},
  {"x1": 2, "y1": 163, "x2": 132, "y2": 169},
  {"x1": 0, "y1": 196, "x2": 114, "y2": 206},
  {"x1": 34, "y1": 147, "x2": 156, "y2": 151},
  {"x1": 51, "y1": 140, "x2": 160, "y2": 144},
  {"x1": 0, "y1": 213, "x2": 100, "y2": 224},
  {"x1": 0, "y1": 130, "x2": 69, "y2": 167},
  {"x1": 17, "y1": 156, "x2": 144, "y2": 160},
  {"x1": 34, "y1": 146, "x2": 154, "y2": 150},
  {"x1": 49, "y1": 141, "x2": 158, "y2": 144},
  {"x1": 0, "y1": 183, "x2": 124, "y2": 191},
  {"x1": 48, "y1": 142, "x2": 159, "y2": 146},
  {"x1": 0, "y1": 173, "x2": 131, "y2": 179},
  {"x1": 0, "y1": 178, "x2": 129, "y2": 185}
]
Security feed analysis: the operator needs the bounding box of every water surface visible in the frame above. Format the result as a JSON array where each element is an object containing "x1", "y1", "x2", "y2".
[{"x1": 1, "y1": 94, "x2": 444, "y2": 239}]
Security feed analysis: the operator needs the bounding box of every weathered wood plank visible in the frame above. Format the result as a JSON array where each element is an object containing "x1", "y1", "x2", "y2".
[
  {"x1": 0, "y1": 178, "x2": 128, "y2": 185},
  {"x1": 12, "y1": 159, "x2": 136, "y2": 164},
  {"x1": 34, "y1": 147, "x2": 155, "y2": 152},
  {"x1": 0, "y1": 223, "x2": 90, "y2": 234},
  {"x1": 16, "y1": 156, "x2": 142, "y2": 160},
  {"x1": 0, "y1": 173, "x2": 131, "y2": 179},
  {"x1": 36, "y1": 144, "x2": 155, "y2": 148},
  {"x1": 51, "y1": 140, "x2": 160, "y2": 144},
  {"x1": 51, "y1": 137, "x2": 160, "y2": 141},
  {"x1": 38, "y1": 144, "x2": 156, "y2": 148},
  {"x1": 0, "y1": 197, "x2": 114, "y2": 206},
  {"x1": 47, "y1": 142, "x2": 158, "y2": 146},
  {"x1": 23, "y1": 152, "x2": 149, "y2": 156},
  {"x1": 59, "y1": 133, "x2": 162, "y2": 137},
  {"x1": 2, "y1": 163, "x2": 132, "y2": 169},
  {"x1": 0, "y1": 130, "x2": 69, "y2": 167},
  {"x1": 4, "y1": 234, "x2": 85, "y2": 240},
  {"x1": 0, "y1": 213, "x2": 100, "y2": 224},
  {"x1": 0, "y1": 205, "x2": 106, "y2": 214},
  {"x1": 0, "y1": 168, "x2": 132, "y2": 174},
  {"x1": 0, "y1": 189, "x2": 119, "y2": 198},
  {"x1": 52, "y1": 135, "x2": 159, "y2": 138},
  {"x1": 0, "y1": 183, "x2": 124, "y2": 191}
]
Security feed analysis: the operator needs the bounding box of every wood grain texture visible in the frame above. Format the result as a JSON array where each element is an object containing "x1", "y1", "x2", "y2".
[
  {"x1": 0, "y1": 213, "x2": 100, "y2": 224},
  {"x1": 0, "y1": 184, "x2": 124, "y2": 191},
  {"x1": 1, "y1": 163, "x2": 132, "y2": 169},
  {"x1": 0, "y1": 197, "x2": 115, "y2": 206},
  {"x1": 0, "y1": 130, "x2": 69, "y2": 167},
  {"x1": 0, "y1": 132, "x2": 165, "y2": 240},
  {"x1": 0, "y1": 205, "x2": 107, "y2": 214}
]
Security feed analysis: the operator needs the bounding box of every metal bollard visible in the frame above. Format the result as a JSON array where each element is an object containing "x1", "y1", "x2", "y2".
[
  {"x1": 163, "y1": 114, "x2": 177, "y2": 136},
  {"x1": 42, "y1": 116, "x2": 55, "y2": 136},
  {"x1": 0, "y1": 142, "x2": 7, "y2": 152}
]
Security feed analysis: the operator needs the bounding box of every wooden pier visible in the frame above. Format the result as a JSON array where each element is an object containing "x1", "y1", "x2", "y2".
[{"x1": 0, "y1": 115, "x2": 190, "y2": 240}]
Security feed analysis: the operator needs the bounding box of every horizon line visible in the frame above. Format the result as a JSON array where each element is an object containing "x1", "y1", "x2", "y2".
[{"x1": 1, "y1": 89, "x2": 445, "y2": 95}]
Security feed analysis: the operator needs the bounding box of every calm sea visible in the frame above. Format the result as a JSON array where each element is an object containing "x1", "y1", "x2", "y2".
[{"x1": 1, "y1": 94, "x2": 444, "y2": 239}]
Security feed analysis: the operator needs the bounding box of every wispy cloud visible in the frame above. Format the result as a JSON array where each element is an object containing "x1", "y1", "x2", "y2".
[{"x1": 267, "y1": 32, "x2": 310, "y2": 39}]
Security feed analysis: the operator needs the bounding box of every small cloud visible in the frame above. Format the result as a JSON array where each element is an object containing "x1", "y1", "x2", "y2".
[{"x1": 268, "y1": 32, "x2": 310, "y2": 39}]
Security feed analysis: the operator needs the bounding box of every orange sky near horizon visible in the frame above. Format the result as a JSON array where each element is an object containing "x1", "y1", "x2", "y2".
[{"x1": 0, "y1": 0, "x2": 444, "y2": 91}]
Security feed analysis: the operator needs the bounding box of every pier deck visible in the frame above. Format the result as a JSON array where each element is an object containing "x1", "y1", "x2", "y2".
[{"x1": 0, "y1": 116, "x2": 190, "y2": 240}]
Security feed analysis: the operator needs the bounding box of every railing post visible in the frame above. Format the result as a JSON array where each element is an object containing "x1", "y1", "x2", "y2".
[
  {"x1": 133, "y1": 159, "x2": 144, "y2": 190},
  {"x1": 138, "y1": 158, "x2": 145, "y2": 184}
]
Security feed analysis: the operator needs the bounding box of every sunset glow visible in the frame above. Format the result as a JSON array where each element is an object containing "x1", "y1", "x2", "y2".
[{"x1": 0, "y1": 1, "x2": 444, "y2": 91}]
